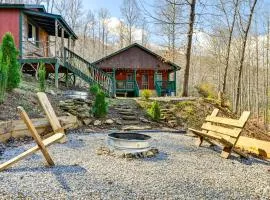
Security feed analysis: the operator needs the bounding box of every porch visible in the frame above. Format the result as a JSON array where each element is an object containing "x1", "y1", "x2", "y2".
[{"x1": 108, "y1": 69, "x2": 177, "y2": 97}]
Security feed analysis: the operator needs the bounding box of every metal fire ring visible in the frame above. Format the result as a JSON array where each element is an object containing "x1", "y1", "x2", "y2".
[{"x1": 107, "y1": 132, "x2": 152, "y2": 153}]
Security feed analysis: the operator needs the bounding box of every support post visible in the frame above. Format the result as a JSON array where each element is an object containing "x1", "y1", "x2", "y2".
[
  {"x1": 68, "y1": 36, "x2": 71, "y2": 50},
  {"x1": 174, "y1": 70, "x2": 177, "y2": 95},
  {"x1": 112, "y1": 68, "x2": 116, "y2": 97},
  {"x1": 61, "y1": 27, "x2": 64, "y2": 58},
  {"x1": 55, "y1": 20, "x2": 58, "y2": 57},
  {"x1": 55, "y1": 60, "x2": 59, "y2": 88}
]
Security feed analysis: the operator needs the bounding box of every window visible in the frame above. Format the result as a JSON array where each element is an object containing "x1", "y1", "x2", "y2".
[{"x1": 28, "y1": 23, "x2": 39, "y2": 46}]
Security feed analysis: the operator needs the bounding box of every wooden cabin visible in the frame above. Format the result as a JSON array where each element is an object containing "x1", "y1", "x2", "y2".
[
  {"x1": 93, "y1": 43, "x2": 181, "y2": 97},
  {"x1": 0, "y1": 4, "x2": 78, "y2": 87}
]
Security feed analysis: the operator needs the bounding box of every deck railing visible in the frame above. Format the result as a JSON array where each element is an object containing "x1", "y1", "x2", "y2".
[
  {"x1": 155, "y1": 80, "x2": 176, "y2": 96},
  {"x1": 64, "y1": 48, "x2": 114, "y2": 97},
  {"x1": 115, "y1": 80, "x2": 140, "y2": 97},
  {"x1": 22, "y1": 40, "x2": 57, "y2": 58}
]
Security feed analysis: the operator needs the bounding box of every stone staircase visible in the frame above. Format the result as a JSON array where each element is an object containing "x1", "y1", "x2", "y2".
[{"x1": 114, "y1": 105, "x2": 140, "y2": 125}]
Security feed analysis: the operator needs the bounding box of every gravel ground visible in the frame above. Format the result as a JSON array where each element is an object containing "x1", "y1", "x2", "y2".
[{"x1": 0, "y1": 132, "x2": 269, "y2": 200}]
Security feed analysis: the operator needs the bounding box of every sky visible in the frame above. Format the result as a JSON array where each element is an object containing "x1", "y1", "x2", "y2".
[{"x1": 82, "y1": 0, "x2": 123, "y2": 18}]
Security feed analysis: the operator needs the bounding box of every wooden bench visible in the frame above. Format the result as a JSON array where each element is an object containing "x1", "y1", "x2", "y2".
[{"x1": 188, "y1": 108, "x2": 250, "y2": 159}]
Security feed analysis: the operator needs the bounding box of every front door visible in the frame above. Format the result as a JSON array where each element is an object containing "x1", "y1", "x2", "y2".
[
  {"x1": 142, "y1": 74, "x2": 149, "y2": 89},
  {"x1": 126, "y1": 73, "x2": 134, "y2": 89}
]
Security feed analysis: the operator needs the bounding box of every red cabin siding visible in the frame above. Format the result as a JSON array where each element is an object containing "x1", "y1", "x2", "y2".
[{"x1": 0, "y1": 9, "x2": 20, "y2": 47}]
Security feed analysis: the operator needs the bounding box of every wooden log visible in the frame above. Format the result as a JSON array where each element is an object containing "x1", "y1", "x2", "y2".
[
  {"x1": 0, "y1": 133, "x2": 64, "y2": 171},
  {"x1": 17, "y1": 106, "x2": 55, "y2": 166},
  {"x1": 0, "y1": 115, "x2": 78, "y2": 142}
]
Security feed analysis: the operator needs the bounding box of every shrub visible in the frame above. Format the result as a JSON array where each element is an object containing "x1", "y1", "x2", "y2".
[
  {"x1": 141, "y1": 89, "x2": 152, "y2": 100},
  {"x1": 195, "y1": 82, "x2": 217, "y2": 99},
  {"x1": 0, "y1": 48, "x2": 8, "y2": 103},
  {"x1": 148, "y1": 101, "x2": 161, "y2": 121},
  {"x1": 89, "y1": 84, "x2": 100, "y2": 96},
  {"x1": 1, "y1": 32, "x2": 20, "y2": 91},
  {"x1": 38, "y1": 63, "x2": 46, "y2": 92},
  {"x1": 92, "y1": 90, "x2": 108, "y2": 118}
]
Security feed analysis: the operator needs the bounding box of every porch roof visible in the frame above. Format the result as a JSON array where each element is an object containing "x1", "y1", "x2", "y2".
[{"x1": 23, "y1": 10, "x2": 78, "y2": 40}]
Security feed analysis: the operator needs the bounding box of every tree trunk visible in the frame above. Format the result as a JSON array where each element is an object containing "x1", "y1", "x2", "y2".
[
  {"x1": 182, "y1": 0, "x2": 196, "y2": 97},
  {"x1": 235, "y1": 0, "x2": 257, "y2": 113},
  {"x1": 221, "y1": 0, "x2": 239, "y2": 94}
]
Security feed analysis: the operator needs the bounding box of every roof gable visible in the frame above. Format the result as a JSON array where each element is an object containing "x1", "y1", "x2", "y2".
[{"x1": 93, "y1": 43, "x2": 180, "y2": 70}]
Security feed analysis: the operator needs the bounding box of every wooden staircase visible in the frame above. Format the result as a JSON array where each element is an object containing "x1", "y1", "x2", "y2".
[{"x1": 63, "y1": 48, "x2": 115, "y2": 97}]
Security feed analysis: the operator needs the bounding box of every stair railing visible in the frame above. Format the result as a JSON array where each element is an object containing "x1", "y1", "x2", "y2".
[{"x1": 64, "y1": 48, "x2": 115, "y2": 97}]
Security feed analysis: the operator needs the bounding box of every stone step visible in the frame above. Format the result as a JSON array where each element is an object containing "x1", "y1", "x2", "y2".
[
  {"x1": 115, "y1": 108, "x2": 133, "y2": 112},
  {"x1": 122, "y1": 120, "x2": 140, "y2": 125},
  {"x1": 121, "y1": 125, "x2": 151, "y2": 131},
  {"x1": 119, "y1": 111, "x2": 134, "y2": 116},
  {"x1": 122, "y1": 116, "x2": 137, "y2": 120}
]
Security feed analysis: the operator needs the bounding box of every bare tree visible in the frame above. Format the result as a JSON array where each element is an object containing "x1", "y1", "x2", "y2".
[
  {"x1": 219, "y1": 0, "x2": 239, "y2": 98},
  {"x1": 121, "y1": 0, "x2": 141, "y2": 45},
  {"x1": 235, "y1": 0, "x2": 258, "y2": 113},
  {"x1": 182, "y1": 0, "x2": 196, "y2": 97}
]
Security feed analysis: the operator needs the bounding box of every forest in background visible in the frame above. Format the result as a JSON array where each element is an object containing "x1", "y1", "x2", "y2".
[{"x1": 1, "y1": 0, "x2": 270, "y2": 127}]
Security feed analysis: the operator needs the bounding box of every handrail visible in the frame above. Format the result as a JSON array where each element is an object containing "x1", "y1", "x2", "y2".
[
  {"x1": 155, "y1": 81, "x2": 162, "y2": 96},
  {"x1": 134, "y1": 80, "x2": 140, "y2": 97},
  {"x1": 64, "y1": 48, "x2": 114, "y2": 97}
]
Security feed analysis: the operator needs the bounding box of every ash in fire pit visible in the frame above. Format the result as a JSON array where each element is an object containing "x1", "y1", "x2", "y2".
[{"x1": 107, "y1": 132, "x2": 152, "y2": 152}]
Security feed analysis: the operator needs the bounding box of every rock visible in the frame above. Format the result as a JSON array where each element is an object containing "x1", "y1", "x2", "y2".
[
  {"x1": 139, "y1": 117, "x2": 150, "y2": 123},
  {"x1": 78, "y1": 111, "x2": 90, "y2": 119},
  {"x1": 122, "y1": 120, "x2": 140, "y2": 125},
  {"x1": 83, "y1": 118, "x2": 92, "y2": 126},
  {"x1": 94, "y1": 120, "x2": 102, "y2": 126},
  {"x1": 105, "y1": 119, "x2": 114, "y2": 125},
  {"x1": 122, "y1": 125, "x2": 151, "y2": 131},
  {"x1": 168, "y1": 120, "x2": 177, "y2": 128},
  {"x1": 119, "y1": 111, "x2": 134, "y2": 116},
  {"x1": 48, "y1": 90, "x2": 56, "y2": 96},
  {"x1": 146, "y1": 151, "x2": 154, "y2": 157},
  {"x1": 115, "y1": 119, "x2": 122, "y2": 125},
  {"x1": 122, "y1": 115, "x2": 137, "y2": 120}
]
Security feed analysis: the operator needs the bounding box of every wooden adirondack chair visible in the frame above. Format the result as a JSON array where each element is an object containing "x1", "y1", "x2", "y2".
[
  {"x1": 0, "y1": 107, "x2": 64, "y2": 171},
  {"x1": 0, "y1": 92, "x2": 66, "y2": 171},
  {"x1": 189, "y1": 108, "x2": 250, "y2": 159}
]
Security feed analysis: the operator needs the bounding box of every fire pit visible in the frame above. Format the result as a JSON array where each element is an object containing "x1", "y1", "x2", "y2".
[{"x1": 107, "y1": 132, "x2": 152, "y2": 153}]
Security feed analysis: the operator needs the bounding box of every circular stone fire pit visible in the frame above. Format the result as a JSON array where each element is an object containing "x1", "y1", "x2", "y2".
[{"x1": 107, "y1": 132, "x2": 152, "y2": 153}]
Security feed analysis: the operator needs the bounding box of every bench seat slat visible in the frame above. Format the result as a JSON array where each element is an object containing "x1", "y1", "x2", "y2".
[
  {"x1": 201, "y1": 123, "x2": 241, "y2": 138},
  {"x1": 189, "y1": 128, "x2": 233, "y2": 147}
]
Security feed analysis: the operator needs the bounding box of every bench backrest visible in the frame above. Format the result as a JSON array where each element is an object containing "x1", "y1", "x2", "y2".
[{"x1": 201, "y1": 109, "x2": 250, "y2": 145}]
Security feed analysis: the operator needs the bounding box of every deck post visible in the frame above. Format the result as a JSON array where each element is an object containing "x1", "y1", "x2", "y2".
[
  {"x1": 174, "y1": 70, "x2": 176, "y2": 95},
  {"x1": 55, "y1": 59, "x2": 59, "y2": 88},
  {"x1": 55, "y1": 19, "x2": 58, "y2": 57},
  {"x1": 61, "y1": 27, "x2": 64, "y2": 58},
  {"x1": 112, "y1": 68, "x2": 116, "y2": 97}
]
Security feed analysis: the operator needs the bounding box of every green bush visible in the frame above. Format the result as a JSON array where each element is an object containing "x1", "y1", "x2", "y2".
[
  {"x1": 92, "y1": 90, "x2": 108, "y2": 118},
  {"x1": 89, "y1": 84, "x2": 100, "y2": 96},
  {"x1": 195, "y1": 82, "x2": 217, "y2": 99},
  {"x1": 141, "y1": 89, "x2": 152, "y2": 100},
  {"x1": 38, "y1": 63, "x2": 46, "y2": 92},
  {"x1": 148, "y1": 101, "x2": 161, "y2": 121},
  {"x1": 0, "y1": 48, "x2": 8, "y2": 103},
  {"x1": 1, "y1": 32, "x2": 20, "y2": 91}
]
